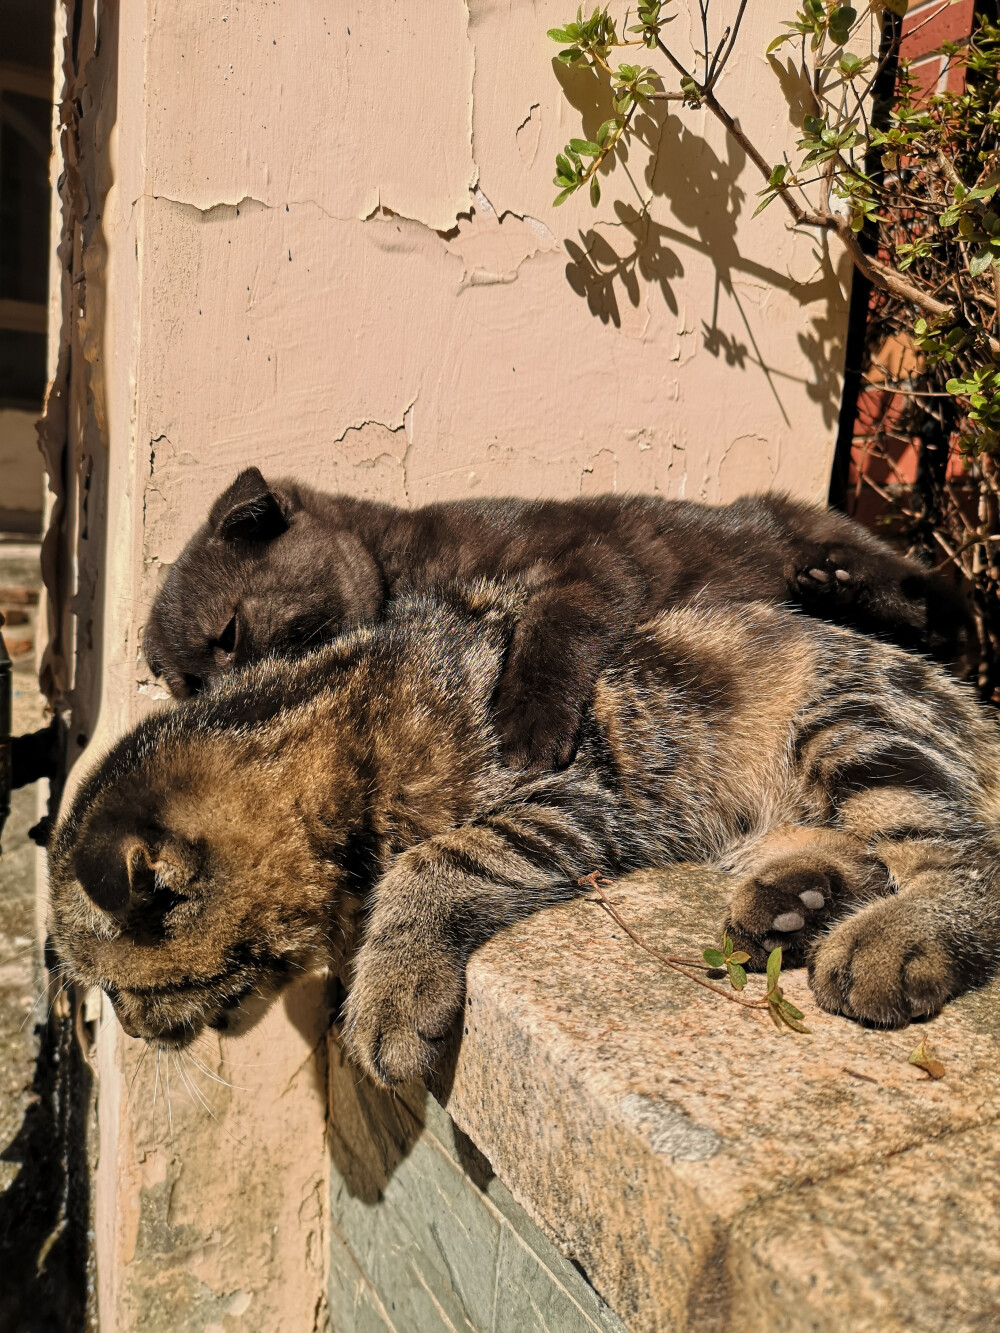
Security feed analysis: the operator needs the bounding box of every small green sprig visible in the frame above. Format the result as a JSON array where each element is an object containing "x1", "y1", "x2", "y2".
[{"x1": 579, "y1": 873, "x2": 811, "y2": 1036}]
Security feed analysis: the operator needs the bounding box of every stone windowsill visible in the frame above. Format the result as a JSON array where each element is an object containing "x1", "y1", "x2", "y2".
[{"x1": 361, "y1": 865, "x2": 1000, "y2": 1332}]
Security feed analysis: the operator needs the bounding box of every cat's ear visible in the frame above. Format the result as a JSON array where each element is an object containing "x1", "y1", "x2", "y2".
[
  {"x1": 73, "y1": 833, "x2": 152, "y2": 916},
  {"x1": 210, "y1": 468, "x2": 289, "y2": 543},
  {"x1": 122, "y1": 837, "x2": 157, "y2": 898},
  {"x1": 74, "y1": 832, "x2": 198, "y2": 917}
]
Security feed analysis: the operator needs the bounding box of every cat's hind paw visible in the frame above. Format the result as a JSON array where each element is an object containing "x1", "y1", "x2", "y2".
[
  {"x1": 808, "y1": 898, "x2": 954, "y2": 1026},
  {"x1": 343, "y1": 944, "x2": 465, "y2": 1086}
]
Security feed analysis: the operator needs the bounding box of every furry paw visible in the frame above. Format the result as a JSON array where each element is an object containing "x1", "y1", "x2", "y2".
[
  {"x1": 343, "y1": 943, "x2": 465, "y2": 1086},
  {"x1": 725, "y1": 864, "x2": 833, "y2": 967},
  {"x1": 808, "y1": 898, "x2": 954, "y2": 1026},
  {"x1": 794, "y1": 547, "x2": 860, "y2": 605},
  {"x1": 495, "y1": 693, "x2": 583, "y2": 770}
]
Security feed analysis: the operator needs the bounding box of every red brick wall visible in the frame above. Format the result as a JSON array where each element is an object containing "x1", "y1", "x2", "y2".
[{"x1": 845, "y1": 2, "x2": 978, "y2": 525}]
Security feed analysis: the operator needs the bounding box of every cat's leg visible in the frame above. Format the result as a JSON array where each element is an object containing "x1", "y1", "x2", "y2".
[
  {"x1": 343, "y1": 776, "x2": 619, "y2": 1085},
  {"x1": 750, "y1": 495, "x2": 970, "y2": 655},
  {"x1": 492, "y1": 547, "x2": 645, "y2": 770},
  {"x1": 808, "y1": 793, "x2": 1000, "y2": 1025},
  {"x1": 722, "y1": 824, "x2": 882, "y2": 968}
]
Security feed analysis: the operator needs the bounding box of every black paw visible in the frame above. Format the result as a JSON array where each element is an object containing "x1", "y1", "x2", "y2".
[{"x1": 795, "y1": 552, "x2": 856, "y2": 603}]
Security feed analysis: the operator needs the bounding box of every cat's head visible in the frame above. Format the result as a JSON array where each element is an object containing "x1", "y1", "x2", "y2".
[
  {"x1": 142, "y1": 468, "x2": 384, "y2": 699},
  {"x1": 47, "y1": 713, "x2": 343, "y2": 1046}
]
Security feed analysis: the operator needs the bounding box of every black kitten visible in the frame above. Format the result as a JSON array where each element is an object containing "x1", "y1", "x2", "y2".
[{"x1": 143, "y1": 468, "x2": 967, "y2": 768}]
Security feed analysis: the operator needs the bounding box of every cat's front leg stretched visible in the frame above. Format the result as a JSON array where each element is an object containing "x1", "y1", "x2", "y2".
[{"x1": 343, "y1": 788, "x2": 612, "y2": 1084}]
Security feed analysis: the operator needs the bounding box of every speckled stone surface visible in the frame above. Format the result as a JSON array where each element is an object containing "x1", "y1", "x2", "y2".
[{"x1": 438, "y1": 867, "x2": 1000, "y2": 1333}]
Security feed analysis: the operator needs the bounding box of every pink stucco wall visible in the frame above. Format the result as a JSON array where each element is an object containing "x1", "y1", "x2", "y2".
[{"x1": 40, "y1": 3, "x2": 855, "y2": 1328}]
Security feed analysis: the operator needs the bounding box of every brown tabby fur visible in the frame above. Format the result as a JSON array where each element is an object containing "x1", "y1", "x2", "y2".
[
  {"x1": 51, "y1": 586, "x2": 1000, "y2": 1086},
  {"x1": 142, "y1": 469, "x2": 968, "y2": 768}
]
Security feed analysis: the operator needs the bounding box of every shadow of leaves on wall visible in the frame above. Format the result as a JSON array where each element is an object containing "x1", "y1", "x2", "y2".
[
  {"x1": 553, "y1": 58, "x2": 850, "y2": 430},
  {"x1": 564, "y1": 207, "x2": 684, "y2": 327}
]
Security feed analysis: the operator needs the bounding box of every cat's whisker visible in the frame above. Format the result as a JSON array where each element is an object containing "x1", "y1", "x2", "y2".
[
  {"x1": 176, "y1": 1052, "x2": 247, "y2": 1147},
  {"x1": 20, "y1": 975, "x2": 71, "y2": 1033},
  {"x1": 126, "y1": 1042, "x2": 152, "y2": 1106},
  {"x1": 18, "y1": 986, "x2": 50, "y2": 1032},
  {"x1": 0, "y1": 941, "x2": 39, "y2": 966},
  {"x1": 185, "y1": 1049, "x2": 240, "y2": 1091},
  {"x1": 164, "y1": 1050, "x2": 175, "y2": 1136}
]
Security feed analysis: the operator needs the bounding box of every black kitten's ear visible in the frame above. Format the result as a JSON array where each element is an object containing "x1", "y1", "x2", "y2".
[{"x1": 209, "y1": 468, "x2": 289, "y2": 543}]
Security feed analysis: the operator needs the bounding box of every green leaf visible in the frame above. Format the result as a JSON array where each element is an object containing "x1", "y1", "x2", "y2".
[
  {"x1": 970, "y1": 248, "x2": 994, "y2": 278},
  {"x1": 728, "y1": 951, "x2": 751, "y2": 965},
  {"x1": 828, "y1": 6, "x2": 858, "y2": 46},
  {"x1": 702, "y1": 947, "x2": 725, "y2": 968},
  {"x1": 727, "y1": 962, "x2": 748, "y2": 991},
  {"x1": 597, "y1": 118, "x2": 618, "y2": 147},
  {"x1": 553, "y1": 187, "x2": 576, "y2": 206},
  {"x1": 547, "y1": 27, "x2": 575, "y2": 42},
  {"x1": 590, "y1": 175, "x2": 601, "y2": 206},
  {"x1": 777, "y1": 1002, "x2": 810, "y2": 1033},
  {"x1": 569, "y1": 138, "x2": 603, "y2": 156},
  {"x1": 766, "y1": 33, "x2": 793, "y2": 55},
  {"x1": 766, "y1": 946, "x2": 782, "y2": 993}
]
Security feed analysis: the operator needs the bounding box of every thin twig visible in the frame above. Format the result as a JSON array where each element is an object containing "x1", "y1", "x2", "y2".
[{"x1": 577, "y1": 872, "x2": 767, "y2": 1010}]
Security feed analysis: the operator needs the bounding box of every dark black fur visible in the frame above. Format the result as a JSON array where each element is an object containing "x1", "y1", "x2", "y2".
[{"x1": 143, "y1": 469, "x2": 967, "y2": 767}]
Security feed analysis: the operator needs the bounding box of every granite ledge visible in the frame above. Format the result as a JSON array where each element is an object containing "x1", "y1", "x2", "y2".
[{"x1": 430, "y1": 866, "x2": 1000, "y2": 1333}]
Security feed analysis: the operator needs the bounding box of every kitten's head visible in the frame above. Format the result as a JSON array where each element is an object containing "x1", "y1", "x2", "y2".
[
  {"x1": 47, "y1": 714, "x2": 343, "y2": 1047},
  {"x1": 143, "y1": 468, "x2": 384, "y2": 699}
]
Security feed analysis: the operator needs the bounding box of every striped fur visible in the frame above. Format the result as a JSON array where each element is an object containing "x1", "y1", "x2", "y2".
[{"x1": 49, "y1": 587, "x2": 1000, "y2": 1085}]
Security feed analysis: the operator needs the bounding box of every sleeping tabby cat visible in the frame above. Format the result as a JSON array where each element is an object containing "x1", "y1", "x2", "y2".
[{"x1": 51, "y1": 585, "x2": 1000, "y2": 1086}]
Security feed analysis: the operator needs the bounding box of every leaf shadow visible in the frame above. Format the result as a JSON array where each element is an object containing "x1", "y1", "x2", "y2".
[{"x1": 552, "y1": 60, "x2": 851, "y2": 429}]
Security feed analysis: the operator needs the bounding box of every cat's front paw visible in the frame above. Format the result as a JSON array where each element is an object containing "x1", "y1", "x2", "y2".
[
  {"x1": 343, "y1": 943, "x2": 465, "y2": 1086},
  {"x1": 808, "y1": 898, "x2": 954, "y2": 1026},
  {"x1": 495, "y1": 692, "x2": 583, "y2": 770},
  {"x1": 725, "y1": 864, "x2": 834, "y2": 967}
]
